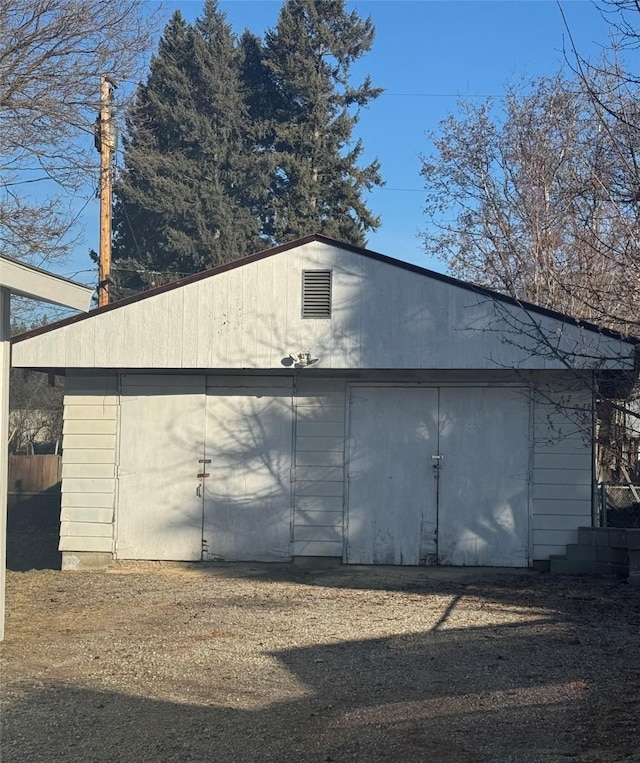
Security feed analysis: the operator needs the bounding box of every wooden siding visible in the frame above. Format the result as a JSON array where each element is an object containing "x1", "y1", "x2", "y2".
[
  {"x1": 116, "y1": 375, "x2": 205, "y2": 561},
  {"x1": 13, "y1": 241, "x2": 633, "y2": 372},
  {"x1": 292, "y1": 378, "x2": 346, "y2": 557},
  {"x1": 59, "y1": 373, "x2": 117, "y2": 554},
  {"x1": 531, "y1": 379, "x2": 593, "y2": 560},
  {"x1": 54, "y1": 368, "x2": 594, "y2": 564},
  {"x1": 203, "y1": 377, "x2": 293, "y2": 561}
]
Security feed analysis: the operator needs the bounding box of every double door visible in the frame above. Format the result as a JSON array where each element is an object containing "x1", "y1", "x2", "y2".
[
  {"x1": 346, "y1": 386, "x2": 531, "y2": 567},
  {"x1": 116, "y1": 375, "x2": 293, "y2": 561}
]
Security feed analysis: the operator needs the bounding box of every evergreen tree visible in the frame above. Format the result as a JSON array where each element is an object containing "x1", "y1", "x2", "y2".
[
  {"x1": 112, "y1": 0, "x2": 384, "y2": 295},
  {"x1": 259, "y1": 0, "x2": 383, "y2": 246},
  {"x1": 112, "y1": 3, "x2": 264, "y2": 293}
]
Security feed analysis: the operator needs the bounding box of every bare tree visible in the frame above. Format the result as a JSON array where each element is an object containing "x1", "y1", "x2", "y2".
[
  {"x1": 420, "y1": 4, "x2": 640, "y2": 487},
  {"x1": 420, "y1": 73, "x2": 639, "y2": 336},
  {"x1": 8, "y1": 370, "x2": 64, "y2": 455},
  {"x1": 561, "y1": 0, "x2": 640, "y2": 486},
  {"x1": 0, "y1": 0, "x2": 156, "y2": 266}
]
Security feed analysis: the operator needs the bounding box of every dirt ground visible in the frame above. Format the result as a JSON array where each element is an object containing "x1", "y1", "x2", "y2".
[{"x1": 1, "y1": 562, "x2": 639, "y2": 763}]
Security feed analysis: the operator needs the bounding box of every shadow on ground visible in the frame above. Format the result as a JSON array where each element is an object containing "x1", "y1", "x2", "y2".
[
  {"x1": 0, "y1": 627, "x2": 607, "y2": 763},
  {"x1": 6, "y1": 488, "x2": 61, "y2": 571},
  {"x1": 3, "y1": 564, "x2": 640, "y2": 762}
]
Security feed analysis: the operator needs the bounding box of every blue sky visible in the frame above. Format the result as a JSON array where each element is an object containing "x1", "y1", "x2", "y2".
[{"x1": 60, "y1": 0, "x2": 612, "y2": 285}]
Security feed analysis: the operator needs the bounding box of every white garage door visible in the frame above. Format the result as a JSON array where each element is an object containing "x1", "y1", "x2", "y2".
[
  {"x1": 346, "y1": 386, "x2": 531, "y2": 567},
  {"x1": 117, "y1": 375, "x2": 205, "y2": 561},
  {"x1": 203, "y1": 381, "x2": 294, "y2": 561},
  {"x1": 346, "y1": 387, "x2": 439, "y2": 565},
  {"x1": 437, "y1": 387, "x2": 530, "y2": 566}
]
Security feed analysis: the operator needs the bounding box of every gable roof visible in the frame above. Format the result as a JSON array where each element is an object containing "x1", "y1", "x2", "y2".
[{"x1": 11, "y1": 234, "x2": 638, "y2": 347}]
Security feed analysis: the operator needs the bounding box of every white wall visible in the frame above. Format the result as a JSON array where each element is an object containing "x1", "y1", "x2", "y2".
[
  {"x1": 56, "y1": 369, "x2": 594, "y2": 565},
  {"x1": 289, "y1": 372, "x2": 594, "y2": 562},
  {"x1": 59, "y1": 373, "x2": 118, "y2": 558},
  {"x1": 292, "y1": 377, "x2": 346, "y2": 557},
  {"x1": 13, "y1": 241, "x2": 633, "y2": 373},
  {"x1": 531, "y1": 378, "x2": 594, "y2": 559}
]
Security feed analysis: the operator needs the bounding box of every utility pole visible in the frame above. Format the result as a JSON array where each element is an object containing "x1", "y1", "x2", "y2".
[{"x1": 96, "y1": 75, "x2": 116, "y2": 307}]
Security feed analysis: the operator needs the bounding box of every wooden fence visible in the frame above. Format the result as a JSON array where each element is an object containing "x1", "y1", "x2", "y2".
[{"x1": 8, "y1": 455, "x2": 62, "y2": 495}]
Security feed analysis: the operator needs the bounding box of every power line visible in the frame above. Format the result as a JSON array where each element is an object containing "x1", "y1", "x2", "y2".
[
  {"x1": 34, "y1": 195, "x2": 94, "y2": 270},
  {"x1": 376, "y1": 186, "x2": 424, "y2": 193},
  {"x1": 381, "y1": 92, "x2": 499, "y2": 98}
]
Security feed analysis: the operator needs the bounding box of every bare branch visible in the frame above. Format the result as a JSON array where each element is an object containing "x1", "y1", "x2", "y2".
[{"x1": 0, "y1": 0, "x2": 157, "y2": 266}]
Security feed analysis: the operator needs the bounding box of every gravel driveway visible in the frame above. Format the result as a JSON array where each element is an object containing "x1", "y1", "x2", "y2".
[{"x1": 1, "y1": 563, "x2": 639, "y2": 762}]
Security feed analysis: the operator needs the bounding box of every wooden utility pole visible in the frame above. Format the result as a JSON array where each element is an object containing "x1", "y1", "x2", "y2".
[{"x1": 97, "y1": 75, "x2": 116, "y2": 307}]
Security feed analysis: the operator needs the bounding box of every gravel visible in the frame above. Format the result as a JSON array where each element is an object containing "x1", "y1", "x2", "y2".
[{"x1": 1, "y1": 563, "x2": 639, "y2": 762}]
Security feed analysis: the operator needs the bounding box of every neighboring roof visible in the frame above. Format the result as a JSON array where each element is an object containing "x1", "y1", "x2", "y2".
[
  {"x1": 11, "y1": 234, "x2": 638, "y2": 347},
  {"x1": 0, "y1": 255, "x2": 93, "y2": 312}
]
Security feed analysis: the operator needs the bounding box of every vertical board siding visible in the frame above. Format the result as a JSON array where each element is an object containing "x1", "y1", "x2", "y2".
[
  {"x1": 531, "y1": 381, "x2": 593, "y2": 559},
  {"x1": 59, "y1": 373, "x2": 118, "y2": 553},
  {"x1": 117, "y1": 375, "x2": 206, "y2": 561},
  {"x1": 203, "y1": 379, "x2": 293, "y2": 562},
  {"x1": 292, "y1": 379, "x2": 346, "y2": 556},
  {"x1": 13, "y1": 240, "x2": 634, "y2": 373}
]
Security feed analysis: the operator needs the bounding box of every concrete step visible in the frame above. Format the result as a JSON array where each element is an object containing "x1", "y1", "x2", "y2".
[
  {"x1": 564, "y1": 544, "x2": 628, "y2": 564},
  {"x1": 578, "y1": 528, "x2": 609, "y2": 546},
  {"x1": 578, "y1": 527, "x2": 640, "y2": 549},
  {"x1": 550, "y1": 557, "x2": 628, "y2": 576}
]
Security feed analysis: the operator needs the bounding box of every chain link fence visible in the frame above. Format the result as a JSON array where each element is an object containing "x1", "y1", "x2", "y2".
[{"x1": 599, "y1": 484, "x2": 640, "y2": 527}]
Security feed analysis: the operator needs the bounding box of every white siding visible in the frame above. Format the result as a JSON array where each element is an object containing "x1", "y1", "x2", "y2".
[
  {"x1": 116, "y1": 374, "x2": 205, "y2": 561},
  {"x1": 203, "y1": 377, "x2": 293, "y2": 561},
  {"x1": 292, "y1": 378, "x2": 346, "y2": 557},
  {"x1": 13, "y1": 241, "x2": 634, "y2": 372},
  {"x1": 531, "y1": 378, "x2": 594, "y2": 560},
  {"x1": 53, "y1": 368, "x2": 596, "y2": 566},
  {"x1": 59, "y1": 373, "x2": 117, "y2": 554}
]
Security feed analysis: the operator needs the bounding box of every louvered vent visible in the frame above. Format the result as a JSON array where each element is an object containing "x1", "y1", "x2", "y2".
[{"x1": 302, "y1": 270, "x2": 332, "y2": 318}]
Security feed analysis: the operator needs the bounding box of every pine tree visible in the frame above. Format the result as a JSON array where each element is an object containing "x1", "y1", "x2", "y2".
[
  {"x1": 112, "y1": 3, "x2": 264, "y2": 293},
  {"x1": 259, "y1": 0, "x2": 383, "y2": 246},
  {"x1": 112, "y1": 0, "x2": 384, "y2": 295}
]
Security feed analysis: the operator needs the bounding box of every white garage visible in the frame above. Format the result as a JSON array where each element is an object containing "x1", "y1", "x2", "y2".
[{"x1": 11, "y1": 235, "x2": 637, "y2": 569}]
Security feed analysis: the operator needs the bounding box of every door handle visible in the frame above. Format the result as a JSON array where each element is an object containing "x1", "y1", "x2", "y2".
[{"x1": 196, "y1": 484, "x2": 202, "y2": 498}]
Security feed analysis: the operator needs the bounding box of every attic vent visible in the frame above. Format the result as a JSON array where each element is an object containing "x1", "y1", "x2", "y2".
[{"x1": 302, "y1": 270, "x2": 332, "y2": 318}]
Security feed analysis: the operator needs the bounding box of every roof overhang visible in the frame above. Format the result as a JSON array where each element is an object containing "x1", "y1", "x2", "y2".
[{"x1": 0, "y1": 255, "x2": 93, "y2": 312}]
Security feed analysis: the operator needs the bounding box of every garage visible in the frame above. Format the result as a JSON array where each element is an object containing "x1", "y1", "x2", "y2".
[{"x1": 10, "y1": 235, "x2": 636, "y2": 569}]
